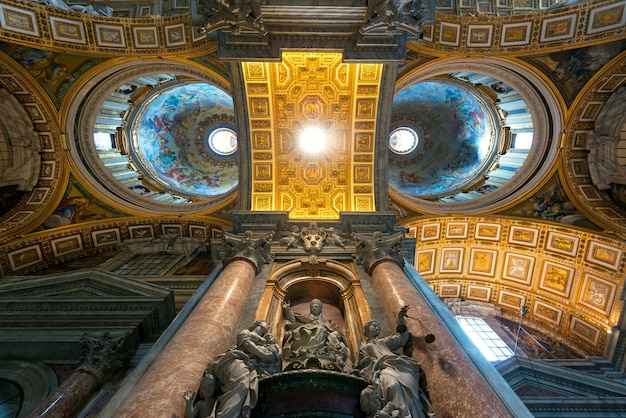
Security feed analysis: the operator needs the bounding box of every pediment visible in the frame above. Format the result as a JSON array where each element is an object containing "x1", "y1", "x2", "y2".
[{"x1": 0, "y1": 268, "x2": 172, "y2": 299}]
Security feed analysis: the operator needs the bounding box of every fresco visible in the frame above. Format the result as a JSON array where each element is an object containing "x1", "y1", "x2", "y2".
[
  {"x1": 133, "y1": 83, "x2": 238, "y2": 197},
  {"x1": 388, "y1": 81, "x2": 495, "y2": 198},
  {"x1": 522, "y1": 40, "x2": 625, "y2": 106},
  {"x1": 0, "y1": 43, "x2": 103, "y2": 108},
  {"x1": 40, "y1": 176, "x2": 126, "y2": 229}
]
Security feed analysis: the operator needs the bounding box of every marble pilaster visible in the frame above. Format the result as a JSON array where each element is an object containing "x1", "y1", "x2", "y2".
[{"x1": 113, "y1": 258, "x2": 258, "y2": 417}]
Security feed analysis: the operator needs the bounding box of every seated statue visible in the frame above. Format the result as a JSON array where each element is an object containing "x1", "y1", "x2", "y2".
[
  {"x1": 282, "y1": 298, "x2": 350, "y2": 372},
  {"x1": 356, "y1": 306, "x2": 436, "y2": 418},
  {"x1": 186, "y1": 320, "x2": 280, "y2": 418}
]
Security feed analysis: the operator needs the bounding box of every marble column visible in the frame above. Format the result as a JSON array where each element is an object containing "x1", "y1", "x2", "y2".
[
  {"x1": 28, "y1": 333, "x2": 131, "y2": 418},
  {"x1": 354, "y1": 231, "x2": 526, "y2": 418},
  {"x1": 113, "y1": 230, "x2": 274, "y2": 418}
]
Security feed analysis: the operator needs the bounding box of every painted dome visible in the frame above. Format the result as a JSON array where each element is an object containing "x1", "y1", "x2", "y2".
[
  {"x1": 388, "y1": 80, "x2": 497, "y2": 198},
  {"x1": 131, "y1": 82, "x2": 238, "y2": 197}
]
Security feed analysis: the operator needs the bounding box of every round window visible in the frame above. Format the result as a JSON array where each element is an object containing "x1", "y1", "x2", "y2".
[
  {"x1": 389, "y1": 127, "x2": 419, "y2": 155},
  {"x1": 208, "y1": 127, "x2": 237, "y2": 156}
]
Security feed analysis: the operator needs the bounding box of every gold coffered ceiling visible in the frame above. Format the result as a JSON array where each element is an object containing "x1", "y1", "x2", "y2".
[{"x1": 244, "y1": 52, "x2": 381, "y2": 219}]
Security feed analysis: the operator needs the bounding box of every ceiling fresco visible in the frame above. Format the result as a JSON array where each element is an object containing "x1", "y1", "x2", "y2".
[
  {"x1": 388, "y1": 80, "x2": 496, "y2": 198},
  {"x1": 130, "y1": 83, "x2": 239, "y2": 198}
]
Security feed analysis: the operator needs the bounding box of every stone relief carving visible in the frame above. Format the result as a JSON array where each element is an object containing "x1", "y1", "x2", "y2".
[
  {"x1": 203, "y1": 0, "x2": 267, "y2": 35},
  {"x1": 31, "y1": 0, "x2": 113, "y2": 15},
  {"x1": 222, "y1": 230, "x2": 274, "y2": 268},
  {"x1": 278, "y1": 223, "x2": 347, "y2": 251},
  {"x1": 361, "y1": 0, "x2": 424, "y2": 36},
  {"x1": 281, "y1": 298, "x2": 351, "y2": 372},
  {"x1": 353, "y1": 231, "x2": 405, "y2": 271},
  {"x1": 184, "y1": 320, "x2": 280, "y2": 418},
  {"x1": 77, "y1": 332, "x2": 132, "y2": 383},
  {"x1": 355, "y1": 306, "x2": 436, "y2": 418}
]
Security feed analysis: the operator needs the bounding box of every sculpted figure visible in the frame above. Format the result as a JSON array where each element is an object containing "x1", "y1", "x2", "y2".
[
  {"x1": 282, "y1": 299, "x2": 350, "y2": 371},
  {"x1": 357, "y1": 306, "x2": 435, "y2": 418},
  {"x1": 183, "y1": 373, "x2": 218, "y2": 418},
  {"x1": 210, "y1": 320, "x2": 280, "y2": 418}
]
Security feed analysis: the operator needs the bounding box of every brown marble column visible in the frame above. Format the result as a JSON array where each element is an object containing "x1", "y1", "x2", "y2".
[
  {"x1": 113, "y1": 230, "x2": 273, "y2": 418},
  {"x1": 28, "y1": 333, "x2": 131, "y2": 418},
  {"x1": 354, "y1": 231, "x2": 529, "y2": 418}
]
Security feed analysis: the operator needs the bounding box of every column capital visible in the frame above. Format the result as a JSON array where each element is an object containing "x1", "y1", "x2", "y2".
[
  {"x1": 76, "y1": 332, "x2": 132, "y2": 384},
  {"x1": 222, "y1": 230, "x2": 275, "y2": 272},
  {"x1": 352, "y1": 231, "x2": 405, "y2": 273}
]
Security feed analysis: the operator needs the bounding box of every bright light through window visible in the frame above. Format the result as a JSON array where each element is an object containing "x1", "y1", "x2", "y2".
[
  {"x1": 299, "y1": 126, "x2": 326, "y2": 154},
  {"x1": 513, "y1": 132, "x2": 533, "y2": 149},
  {"x1": 208, "y1": 127, "x2": 237, "y2": 156},
  {"x1": 389, "y1": 127, "x2": 419, "y2": 154},
  {"x1": 456, "y1": 316, "x2": 514, "y2": 362},
  {"x1": 94, "y1": 132, "x2": 113, "y2": 149}
]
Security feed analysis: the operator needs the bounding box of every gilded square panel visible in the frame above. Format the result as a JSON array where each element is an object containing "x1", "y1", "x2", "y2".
[
  {"x1": 165, "y1": 24, "x2": 186, "y2": 47},
  {"x1": 539, "y1": 261, "x2": 574, "y2": 297},
  {"x1": 24, "y1": 103, "x2": 46, "y2": 124},
  {"x1": 570, "y1": 159, "x2": 589, "y2": 177},
  {"x1": 440, "y1": 248, "x2": 464, "y2": 273},
  {"x1": 50, "y1": 16, "x2": 86, "y2": 44},
  {"x1": 254, "y1": 195, "x2": 272, "y2": 211},
  {"x1": 40, "y1": 161, "x2": 55, "y2": 180},
  {"x1": 533, "y1": 301, "x2": 562, "y2": 325},
  {"x1": 440, "y1": 22, "x2": 460, "y2": 46},
  {"x1": 8, "y1": 244, "x2": 42, "y2": 271},
  {"x1": 588, "y1": 2, "x2": 626, "y2": 34},
  {"x1": 467, "y1": 25, "x2": 493, "y2": 47},
  {"x1": 133, "y1": 27, "x2": 159, "y2": 48},
  {"x1": 253, "y1": 132, "x2": 272, "y2": 149},
  {"x1": 354, "y1": 165, "x2": 371, "y2": 183},
  {"x1": 469, "y1": 249, "x2": 497, "y2": 276},
  {"x1": 211, "y1": 227, "x2": 223, "y2": 240},
  {"x1": 128, "y1": 225, "x2": 154, "y2": 239},
  {"x1": 162, "y1": 224, "x2": 183, "y2": 237},
  {"x1": 354, "y1": 133, "x2": 373, "y2": 152},
  {"x1": 416, "y1": 249, "x2": 436, "y2": 274},
  {"x1": 0, "y1": 74, "x2": 28, "y2": 95},
  {"x1": 540, "y1": 14, "x2": 576, "y2": 42},
  {"x1": 572, "y1": 131, "x2": 590, "y2": 150},
  {"x1": 420, "y1": 223, "x2": 440, "y2": 241},
  {"x1": 501, "y1": 22, "x2": 531, "y2": 46},
  {"x1": 0, "y1": 5, "x2": 38, "y2": 36},
  {"x1": 570, "y1": 316, "x2": 600, "y2": 345},
  {"x1": 498, "y1": 291, "x2": 525, "y2": 310},
  {"x1": 39, "y1": 133, "x2": 55, "y2": 152},
  {"x1": 599, "y1": 75, "x2": 626, "y2": 93},
  {"x1": 139, "y1": 6, "x2": 152, "y2": 17},
  {"x1": 254, "y1": 163, "x2": 272, "y2": 181},
  {"x1": 440, "y1": 284, "x2": 461, "y2": 298},
  {"x1": 467, "y1": 285, "x2": 491, "y2": 302},
  {"x1": 475, "y1": 223, "x2": 501, "y2": 241},
  {"x1": 92, "y1": 228, "x2": 121, "y2": 247},
  {"x1": 502, "y1": 253, "x2": 535, "y2": 285},
  {"x1": 579, "y1": 273, "x2": 616, "y2": 316},
  {"x1": 546, "y1": 231, "x2": 579, "y2": 257},
  {"x1": 446, "y1": 222, "x2": 468, "y2": 239},
  {"x1": 250, "y1": 98, "x2": 269, "y2": 117},
  {"x1": 189, "y1": 225, "x2": 207, "y2": 239},
  {"x1": 355, "y1": 99, "x2": 375, "y2": 118},
  {"x1": 26, "y1": 188, "x2": 49, "y2": 205},
  {"x1": 5, "y1": 211, "x2": 33, "y2": 224},
  {"x1": 580, "y1": 102, "x2": 603, "y2": 121},
  {"x1": 354, "y1": 196, "x2": 373, "y2": 212},
  {"x1": 579, "y1": 185, "x2": 603, "y2": 201},
  {"x1": 51, "y1": 234, "x2": 83, "y2": 257},
  {"x1": 586, "y1": 241, "x2": 623, "y2": 270},
  {"x1": 95, "y1": 24, "x2": 126, "y2": 48},
  {"x1": 508, "y1": 225, "x2": 538, "y2": 247}
]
